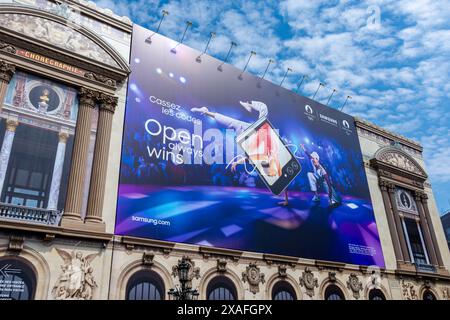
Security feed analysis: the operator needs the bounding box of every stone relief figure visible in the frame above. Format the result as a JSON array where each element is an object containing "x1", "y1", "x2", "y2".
[
  {"x1": 443, "y1": 287, "x2": 450, "y2": 300},
  {"x1": 0, "y1": 13, "x2": 118, "y2": 67},
  {"x1": 52, "y1": 248, "x2": 99, "y2": 300},
  {"x1": 401, "y1": 280, "x2": 418, "y2": 300}
]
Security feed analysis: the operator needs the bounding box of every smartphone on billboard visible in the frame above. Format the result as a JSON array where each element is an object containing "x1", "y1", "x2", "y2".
[{"x1": 236, "y1": 117, "x2": 301, "y2": 195}]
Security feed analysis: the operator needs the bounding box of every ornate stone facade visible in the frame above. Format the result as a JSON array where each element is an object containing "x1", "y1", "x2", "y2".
[{"x1": 0, "y1": 13, "x2": 118, "y2": 67}]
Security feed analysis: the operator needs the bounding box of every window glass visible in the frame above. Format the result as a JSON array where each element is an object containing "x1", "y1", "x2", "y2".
[
  {"x1": 126, "y1": 270, "x2": 165, "y2": 300},
  {"x1": 324, "y1": 285, "x2": 345, "y2": 300},
  {"x1": 369, "y1": 289, "x2": 386, "y2": 300},
  {"x1": 0, "y1": 258, "x2": 36, "y2": 300},
  {"x1": 272, "y1": 281, "x2": 296, "y2": 300},
  {"x1": 423, "y1": 290, "x2": 436, "y2": 300},
  {"x1": 0, "y1": 71, "x2": 90, "y2": 221},
  {"x1": 206, "y1": 277, "x2": 237, "y2": 300},
  {"x1": 404, "y1": 218, "x2": 428, "y2": 265}
]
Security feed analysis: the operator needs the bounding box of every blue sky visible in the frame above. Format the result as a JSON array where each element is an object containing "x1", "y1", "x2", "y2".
[{"x1": 95, "y1": 0, "x2": 450, "y2": 214}]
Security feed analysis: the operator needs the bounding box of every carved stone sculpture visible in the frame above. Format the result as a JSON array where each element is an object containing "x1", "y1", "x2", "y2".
[
  {"x1": 278, "y1": 265, "x2": 287, "y2": 278},
  {"x1": 242, "y1": 263, "x2": 265, "y2": 294},
  {"x1": 52, "y1": 248, "x2": 99, "y2": 300},
  {"x1": 347, "y1": 273, "x2": 363, "y2": 299},
  {"x1": 299, "y1": 267, "x2": 318, "y2": 297},
  {"x1": 0, "y1": 13, "x2": 118, "y2": 67},
  {"x1": 217, "y1": 259, "x2": 227, "y2": 273},
  {"x1": 442, "y1": 287, "x2": 450, "y2": 300},
  {"x1": 401, "y1": 280, "x2": 418, "y2": 300}
]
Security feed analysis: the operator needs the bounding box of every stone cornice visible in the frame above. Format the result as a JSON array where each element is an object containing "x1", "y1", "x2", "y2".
[
  {"x1": 0, "y1": 36, "x2": 123, "y2": 93},
  {"x1": 355, "y1": 117, "x2": 422, "y2": 152},
  {"x1": 0, "y1": 218, "x2": 113, "y2": 242}
]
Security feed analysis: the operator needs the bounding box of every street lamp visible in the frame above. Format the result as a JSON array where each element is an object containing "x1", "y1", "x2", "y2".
[{"x1": 168, "y1": 257, "x2": 199, "y2": 300}]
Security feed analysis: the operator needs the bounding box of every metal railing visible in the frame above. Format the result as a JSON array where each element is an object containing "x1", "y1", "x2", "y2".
[{"x1": 0, "y1": 202, "x2": 62, "y2": 226}]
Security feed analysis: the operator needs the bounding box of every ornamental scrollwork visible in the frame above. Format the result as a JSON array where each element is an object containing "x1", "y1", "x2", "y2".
[
  {"x1": 299, "y1": 267, "x2": 318, "y2": 298},
  {"x1": 242, "y1": 263, "x2": 265, "y2": 294},
  {"x1": 347, "y1": 273, "x2": 363, "y2": 299}
]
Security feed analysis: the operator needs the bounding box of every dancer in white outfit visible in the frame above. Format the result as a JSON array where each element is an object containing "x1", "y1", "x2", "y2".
[
  {"x1": 191, "y1": 100, "x2": 268, "y2": 135},
  {"x1": 191, "y1": 101, "x2": 280, "y2": 177}
]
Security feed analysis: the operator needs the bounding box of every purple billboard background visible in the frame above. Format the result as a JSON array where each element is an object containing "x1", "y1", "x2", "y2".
[{"x1": 115, "y1": 24, "x2": 385, "y2": 267}]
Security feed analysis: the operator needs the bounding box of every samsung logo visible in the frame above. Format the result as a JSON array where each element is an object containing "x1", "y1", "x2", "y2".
[{"x1": 319, "y1": 113, "x2": 337, "y2": 125}]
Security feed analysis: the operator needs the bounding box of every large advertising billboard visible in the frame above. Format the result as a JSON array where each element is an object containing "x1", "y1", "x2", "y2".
[{"x1": 116, "y1": 24, "x2": 385, "y2": 267}]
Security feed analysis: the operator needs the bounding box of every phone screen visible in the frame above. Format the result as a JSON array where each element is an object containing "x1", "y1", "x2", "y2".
[{"x1": 237, "y1": 118, "x2": 301, "y2": 195}]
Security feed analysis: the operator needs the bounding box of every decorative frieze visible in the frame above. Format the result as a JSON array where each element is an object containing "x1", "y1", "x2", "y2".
[
  {"x1": 401, "y1": 280, "x2": 418, "y2": 300},
  {"x1": 84, "y1": 72, "x2": 117, "y2": 88},
  {"x1": 0, "y1": 13, "x2": 119, "y2": 67}
]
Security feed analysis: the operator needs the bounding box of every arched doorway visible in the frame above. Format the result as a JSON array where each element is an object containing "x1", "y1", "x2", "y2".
[
  {"x1": 0, "y1": 257, "x2": 36, "y2": 300},
  {"x1": 206, "y1": 276, "x2": 237, "y2": 300},
  {"x1": 125, "y1": 270, "x2": 165, "y2": 300}
]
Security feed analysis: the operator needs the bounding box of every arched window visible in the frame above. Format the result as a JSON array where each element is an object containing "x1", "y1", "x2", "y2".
[
  {"x1": 272, "y1": 281, "x2": 297, "y2": 300},
  {"x1": 423, "y1": 290, "x2": 436, "y2": 300},
  {"x1": 126, "y1": 270, "x2": 165, "y2": 300},
  {"x1": 324, "y1": 285, "x2": 345, "y2": 300},
  {"x1": 369, "y1": 289, "x2": 386, "y2": 300},
  {"x1": 206, "y1": 276, "x2": 237, "y2": 300},
  {"x1": 0, "y1": 257, "x2": 36, "y2": 300}
]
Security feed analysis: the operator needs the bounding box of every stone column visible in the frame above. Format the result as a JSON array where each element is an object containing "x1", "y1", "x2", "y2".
[
  {"x1": 47, "y1": 130, "x2": 70, "y2": 210},
  {"x1": 0, "y1": 118, "x2": 18, "y2": 196},
  {"x1": 0, "y1": 61, "x2": 15, "y2": 112},
  {"x1": 61, "y1": 88, "x2": 97, "y2": 228},
  {"x1": 387, "y1": 183, "x2": 411, "y2": 262},
  {"x1": 414, "y1": 191, "x2": 438, "y2": 266},
  {"x1": 419, "y1": 193, "x2": 444, "y2": 267},
  {"x1": 379, "y1": 179, "x2": 404, "y2": 261},
  {"x1": 85, "y1": 93, "x2": 117, "y2": 231}
]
